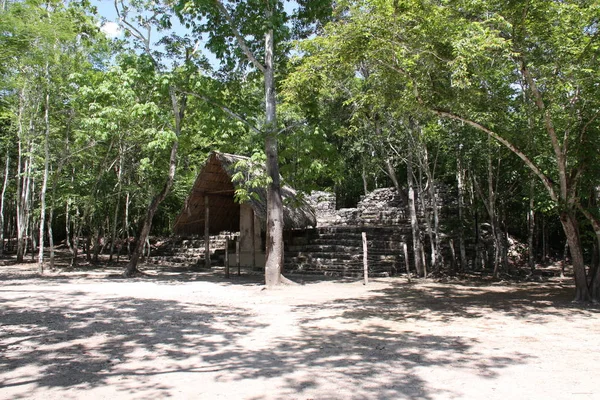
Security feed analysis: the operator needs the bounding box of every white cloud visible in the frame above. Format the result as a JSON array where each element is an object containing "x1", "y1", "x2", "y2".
[{"x1": 100, "y1": 21, "x2": 122, "y2": 38}]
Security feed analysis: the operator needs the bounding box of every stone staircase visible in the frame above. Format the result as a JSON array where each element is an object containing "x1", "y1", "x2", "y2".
[
  {"x1": 284, "y1": 226, "x2": 413, "y2": 277},
  {"x1": 147, "y1": 234, "x2": 236, "y2": 268}
]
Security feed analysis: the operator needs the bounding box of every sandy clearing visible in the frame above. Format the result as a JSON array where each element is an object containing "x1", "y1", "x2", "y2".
[{"x1": 1, "y1": 264, "x2": 599, "y2": 400}]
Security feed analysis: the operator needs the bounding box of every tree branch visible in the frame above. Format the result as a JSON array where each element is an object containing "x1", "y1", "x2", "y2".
[
  {"x1": 115, "y1": 0, "x2": 160, "y2": 69},
  {"x1": 519, "y1": 59, "x2": 567, "y2": 199},
  {"x1": 433, "y1": 109, "x2": 558, "y2": 202},
  {"x1": 213, "y1": 0, "x2": 266, "y2": 73},
  {"x1": 180, "y1": 90, "x2": 262, "y2": 134}
]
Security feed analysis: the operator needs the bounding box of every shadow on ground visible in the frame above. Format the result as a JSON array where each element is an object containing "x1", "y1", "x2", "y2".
[{"x1": 1, "y1": 267, "x2": 598, "y2": 399}]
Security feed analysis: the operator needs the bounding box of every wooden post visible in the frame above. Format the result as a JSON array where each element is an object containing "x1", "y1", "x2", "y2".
[
  {"x1": 362, "y1": 232, "x2": 368, "y2": 285},
  {"x1": 403, "y1": 242, "x2": 411, "y2": 283},
  {"x1": 204, "y1": 195, "x2": 210, "y2": 268},
  {"x1": 225, "y1": 236, "x2": 230, "y2": 279},
  {"x1": 236, "y1": 240, "x2": 241, "y2": 276}
]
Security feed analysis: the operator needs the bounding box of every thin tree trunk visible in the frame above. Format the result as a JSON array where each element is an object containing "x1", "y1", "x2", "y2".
[
  {"x1": 109, "y1": 145, "x2": 123, "y2": 262},
  {"x1": 65, "y1": 200, "x2": 73, "y2": 259},
  {"x1": 456, "y1": 150, "x2": 467, "y2": 271},
  {"x1": 15, "y1": 90, "x2": 26, "y2": 262},
  {"x1": 21, "y1": 153, "x2": 33, "y2": 261},
  {"x1": 487, "y1": 147, "x2": 500, "y2": 278},
  {"x1": 541, "y1": 215, "x2": 548, "y2": 264},
  {"x1": 419, "y1": 143, "x2": 441, "y2": 272},
  {"x1": 71, "y1": 205, "x2": 81, "y2": 267},
  {"x1": 418, "y1": 173, "x2": 436, "y2": 273},
  {"x1": 528, "y1": 177, "x2": 536, "y2": 272},
  {"x1": 407, "y1": 149, "x2": 423, "y2": 277},
  {"x1": 91, "y1": 225, "x2": 101, "y2": 263},
  {"x1": 0, "y1": 149, "x2": 9, "y2": 256},
  {"x1": 124, "y1": 191, "x2": 131, "y2": 260},
  {"x1": 47, "y1": 210, "x2": 54, "y2": 270},
  {"x1": 362, "y1": 162, "x2": 369, "y2": 195},
  {"x1": 37, "y1": 82, "x2": 51, "y2": 273}
]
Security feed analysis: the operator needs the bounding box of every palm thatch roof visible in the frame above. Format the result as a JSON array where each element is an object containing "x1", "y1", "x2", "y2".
[{"x1": 173, "y1": 152, "x2": 316, "y2": 236}]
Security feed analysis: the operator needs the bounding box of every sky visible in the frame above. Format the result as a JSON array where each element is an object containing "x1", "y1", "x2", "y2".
[
  {"x1": 94, "y1": 0, "x2": 122, "y2": 38},
  {"x1": 92, "y1": 0, "x2": 300, "y2": 70}
]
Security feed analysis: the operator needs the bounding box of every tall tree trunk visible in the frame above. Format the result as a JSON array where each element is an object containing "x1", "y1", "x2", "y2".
[
  {"x1": 541, "y1": 215, "x2": 548, "y2": 264},
  {"x1": 528, "y1": 178, "x2": 536, "y2": 272},
  {"x1": 487, "y1": 147, "x2": 501, "y2": 278},
  {"x1": 406, "y1": 149, "x2": 423, "y2": 277},
  {"x1": 15, "y1": 90, "x2": 26, "y2": 263},
  {"x1": 418, "y1": 170, "x2": 436, "y2": 273},
  {"x1": 47, "y1": 210, "x2": 54, "y2": 270},
  {"x1": 0, "y1": 149, "x2": 9, "y2": 256},
  {"x1": 109, "y1": 145, "x2": 123, "y2": 262},
  {"x1": 65, "y1": 200, "x2": 73, "y2": 259},
  {"x1": 419, "y1": 142, "x2": 441, "y2": 272},
  {"x1": 456, "y1": 150, "x2": 467, "y2": 271},
  {"x1": 263, "y1": 16, "x2": 285, "y2": 287},
  {"x1": 37, "y1": 83, "x2": 51, "y2": 273},
  {"x1": 71, "y1": 205, "x2": 81, "y2": 267},
  {"x1": 124, "y1": 191, "x2": 131, "y2": 260}
]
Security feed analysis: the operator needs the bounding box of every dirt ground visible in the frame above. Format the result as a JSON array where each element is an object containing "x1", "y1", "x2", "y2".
[{"x1": 1, "y1": 259, "x2": 599, "y2": 400}]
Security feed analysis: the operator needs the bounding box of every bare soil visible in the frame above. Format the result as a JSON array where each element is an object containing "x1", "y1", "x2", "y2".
[{"x1": 1, "y1": 258, "x2": 599, "y2": 400}]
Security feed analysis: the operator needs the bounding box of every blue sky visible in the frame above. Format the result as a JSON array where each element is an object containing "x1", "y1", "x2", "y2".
[{"x1": 92, "y1": 0, "x2": 300, "y2": 70}]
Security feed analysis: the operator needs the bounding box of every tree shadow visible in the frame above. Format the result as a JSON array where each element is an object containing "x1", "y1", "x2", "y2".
[
  {"x1": 0, "y1": 289, "x2": 268, "y2": 398},
  {"x1": 295, "y1": 279, "x2": 600, "y2": 326},
  {"x1": 0, "y1": 274, "x2": 559, "y2": 399}
]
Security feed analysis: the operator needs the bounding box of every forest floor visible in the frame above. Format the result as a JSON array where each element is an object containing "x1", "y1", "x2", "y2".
[{"x1": 1, "y1": 255, "x2": 599, "y2": 400}]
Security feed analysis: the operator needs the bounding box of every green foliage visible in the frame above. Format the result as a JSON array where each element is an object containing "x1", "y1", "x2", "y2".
[{"x1": 231, "y1": 152, "x2": 273, "y2": 203}]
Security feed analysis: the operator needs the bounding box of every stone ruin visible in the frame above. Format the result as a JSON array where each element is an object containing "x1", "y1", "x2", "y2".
[
  {"x1": 309, "y1": 188, "x2": 409, "y2": 227},
  {"x1": 151, "y1": 186, "x2": 451, "y2": 277},
  {"x1": 283, "y1": 187, "x2": 446, "y2": 277}
]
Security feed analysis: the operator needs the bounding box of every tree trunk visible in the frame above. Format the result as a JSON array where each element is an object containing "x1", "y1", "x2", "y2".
[
  {"x1": 71, "y1": 205, "x2": 82, "y2": 267},
  {"x1": 0, "y1": 149, "x2": 9, "y2": 256},
  {"x1": 406, "y1": 150, "x2": 423, "y2": 277},
  {"x1": 487, "y1": 147, "x2": 501, "y2": 278},
  {"x1": 109, "y1": 147, "x2": 123, "y2": 262},
  {"x1": 37, "y1": 84, "x2": 51, "y2": 273},
  {"x1": 419, "y1": 142, "x2": 442, "y2": 272},
  {"x1": 456, "y1": 150, "x2": 467, "y2": 271},
  {"x1": 124, "y1": 191, "x2": 131, "y2": 260},
  {"x1": 528, "y1": 178, "x2": 536, "y2": 272},
  {"x1": 124, "y1": 140, "x2": 179, "y2": 277},
  {"x1": 65, "y1": 200, "x2": 73, "y2": 260},
  {"x1": 47, "y1": 210, "x2": 55, "y2": 270},
  {"x1": 384, "y1": 157, "x2": 400, "y2": 193},
  {"x1": 362, "y1": 162, "x2": 369, "y2": 195},
  {"x1": 263, "y1": 13, "x2": 286, "y2": 287},
  {"x1": 15, "y1": 91, "x2": 27, "y2": 263},
  {"x1": 559, "y1": 211, "x2": 590, "y2": 301},
  {"x1": 575, "y1": 202, "x2": 600, "y2": 301}
]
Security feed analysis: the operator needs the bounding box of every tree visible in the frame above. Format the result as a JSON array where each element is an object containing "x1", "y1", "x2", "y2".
[
  {"x1": 289, "y1": 0, "x2": 600, "y2": 300},
  {"x1": 0, "y1": 0, "x2": 101, "y2": 268},
  {"x1": 113, "y1": 0, "x2": 201, "y2": 276},
  {"x1": 174, "y1": 0, "x2": 333, "y2": 286}
]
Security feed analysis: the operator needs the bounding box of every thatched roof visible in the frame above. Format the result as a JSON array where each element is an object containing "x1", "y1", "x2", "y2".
[{"x1": 173, "y1": 152, "x2": 316, "y2": 236}]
